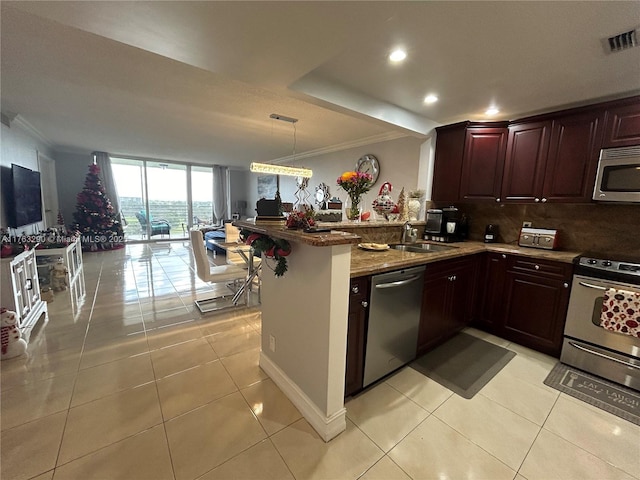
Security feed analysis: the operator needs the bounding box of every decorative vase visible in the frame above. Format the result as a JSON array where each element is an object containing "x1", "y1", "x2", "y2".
[
  {"x1": 407, "y1": 198, "x2": 421, "y2": 221},
  {"x1": 345, "y1": 195, "x2": 362, "y2": 221}
]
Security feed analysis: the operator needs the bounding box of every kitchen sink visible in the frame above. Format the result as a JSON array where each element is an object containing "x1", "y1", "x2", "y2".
[{"x1": 390, "y1": 243, "x2": 456, "y2": 253}]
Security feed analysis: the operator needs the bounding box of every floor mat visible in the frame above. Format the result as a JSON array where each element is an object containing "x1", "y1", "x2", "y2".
[
  {"x1": 544, "y1": 362, "x2": 640, "y2": 426},
  {"x1": 411, "y1": 332, "x2": 516, "y2": 399}
]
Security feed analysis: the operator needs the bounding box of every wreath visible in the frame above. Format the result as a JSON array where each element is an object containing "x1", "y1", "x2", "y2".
[{"x1": 239, "y1": 229, "x2": 291, "y2": 277}]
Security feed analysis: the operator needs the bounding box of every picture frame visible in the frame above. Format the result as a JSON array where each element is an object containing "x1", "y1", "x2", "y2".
[{"x1": 257, "y1": 174, "x2": 278, "y2": 199}]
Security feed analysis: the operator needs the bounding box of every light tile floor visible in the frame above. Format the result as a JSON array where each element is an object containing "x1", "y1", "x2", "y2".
[{"x1": 1, "y1": 242, "x2": 639, "y2": 480}]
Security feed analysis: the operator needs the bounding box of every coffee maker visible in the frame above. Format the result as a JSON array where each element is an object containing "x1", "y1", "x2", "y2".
[{"x1": 424, "y1": 206, "x2": 468, "y2": 243}]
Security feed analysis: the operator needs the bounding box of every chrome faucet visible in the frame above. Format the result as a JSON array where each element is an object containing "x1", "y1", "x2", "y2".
[{"x1": 402, "y1": 221, "x2": 418, "y2": 243}]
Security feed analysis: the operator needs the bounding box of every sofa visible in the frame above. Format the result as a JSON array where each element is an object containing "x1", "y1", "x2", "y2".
[{"x1": 203, "y1": 229, "x2": 226, "y2": 255}]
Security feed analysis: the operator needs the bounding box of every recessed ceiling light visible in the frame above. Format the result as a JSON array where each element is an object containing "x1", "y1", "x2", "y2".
[
  {"x1": 485, "y1": 106, "x2": 500, "y2": 116},
  {"x1": 389, "y1": 49, "x2": 407, "y2": 62},
  {"x1": 424, "y1": 94, "x2": 439, "y2": 104}
]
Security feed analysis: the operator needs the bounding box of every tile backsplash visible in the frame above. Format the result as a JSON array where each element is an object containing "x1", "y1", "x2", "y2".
[{"x1": 444, "y1": 203, "x2": 640, "y2": 257}]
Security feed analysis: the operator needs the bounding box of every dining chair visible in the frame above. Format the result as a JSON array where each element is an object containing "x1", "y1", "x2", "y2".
[{"x1": 189, "y1": 229, "x2": 248, "y2": 313}]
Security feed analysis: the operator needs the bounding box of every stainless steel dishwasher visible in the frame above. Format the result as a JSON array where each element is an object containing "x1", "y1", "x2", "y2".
[{"x1": 363, "y1": 265, "x2": 425, "y2": 387}]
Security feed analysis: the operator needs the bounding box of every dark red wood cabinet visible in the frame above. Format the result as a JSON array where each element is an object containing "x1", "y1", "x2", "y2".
[
  {"x1": 459, "y1": 125, "x2": 508, "y2": 202},
  {"x1": 417, "y1": 255, "x2": 478, "y2": 355},
  {"x1": 602, "y1": 97, "x2": 640, "y2": 148},
  {"x1": 474, "y1": 253, "x2": 572, "y2": 357},
  {"x1": 474, "y1": 252, "x2": 508, "y2": 331},
  {"x1": 501, "y1": 121, "x2": 551, "y2": 203},
  {"x1": 502, "y1": 257, "x2": 572, "y2": 357},
  {"x1": 345, "y1": 276, "x2": 369, "y2": 397},
  {"x1": 432, "y1": 122, "x2": 467, "y2": 203},
  {"x1": 543, "y1": 110, "x2": 604, "y2": 203}
]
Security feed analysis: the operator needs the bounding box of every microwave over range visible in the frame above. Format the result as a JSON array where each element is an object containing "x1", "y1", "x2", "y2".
[{"x1": 592, "y1": 146, "x2": 640, "y2": 203}]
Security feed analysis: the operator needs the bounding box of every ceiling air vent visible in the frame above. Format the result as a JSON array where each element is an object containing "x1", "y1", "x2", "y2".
[{"x1": 605, "y1": 28, "x2": 638, "y2": 53}]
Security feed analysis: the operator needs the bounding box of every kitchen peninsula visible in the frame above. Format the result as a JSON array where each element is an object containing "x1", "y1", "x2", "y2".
[
  {"x1": 234, "y1": 219, "x2": 361, "y2": 441},
  {"x1": 236, "y1": 219, "x2": 580, "y2": 442}
]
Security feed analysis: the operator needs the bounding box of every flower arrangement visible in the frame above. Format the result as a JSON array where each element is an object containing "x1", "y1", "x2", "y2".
[
  {"x1": 285, "y1": 206, "x2": 316, "y2": 230},
  {"x1": 336, "y1": 171, "x2": 373, "y2": 220},
  {"x1": 240, "y1": 229, "x2": 291, "y2": 277}
]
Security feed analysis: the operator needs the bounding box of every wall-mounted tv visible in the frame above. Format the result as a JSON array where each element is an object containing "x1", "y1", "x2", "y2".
[{"x1": 4, "y1": 164, "x2": 43, "y2": 228}]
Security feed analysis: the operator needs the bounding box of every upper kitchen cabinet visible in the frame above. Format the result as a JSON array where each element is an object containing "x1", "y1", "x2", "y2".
[
  {"x1": 602, "y1": 96, "x2": 640, "y2": 148},
  {"x1": 501, "y1": 121, "x2": 551, "y2": 203},
  {"x1": 432, "y1": 122, "x2": 468, "y2": 203},
  {"x1": 459, "y1": 123, "x2": 509, "y2": 202},
  {"x1": 543, "y1": 109, "x2": 604, "y2": 202}
]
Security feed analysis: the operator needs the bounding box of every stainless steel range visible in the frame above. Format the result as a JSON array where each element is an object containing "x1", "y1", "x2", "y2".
[{"x1": 561, "y1": 254, "x2": 640, "y2": 391}]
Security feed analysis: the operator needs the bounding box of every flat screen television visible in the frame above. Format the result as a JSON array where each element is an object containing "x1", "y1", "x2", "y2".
[{"x1": 5, "y1": 164, "x2": 43, "y2": 228}]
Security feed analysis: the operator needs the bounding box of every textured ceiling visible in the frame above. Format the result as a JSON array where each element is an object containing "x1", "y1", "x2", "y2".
[{"x1": 2, "y1": 1, "x2": 639, "y2": 167}]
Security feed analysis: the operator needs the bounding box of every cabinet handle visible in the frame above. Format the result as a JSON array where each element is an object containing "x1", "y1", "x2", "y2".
[
  {"x1": 351, "y1": 285, "x2": 359, "y2": 294},
  {"x1": 495, "y1": 198, "x2": 501, "y2": 202},
  {"x1": 534, "y1": 198, "x2": 540, "y2": 202},
  {"x1": 541, "y1": 198, "x2": 547, "y2": 203},
  {"x1": 534, "y1": 265, "x2": 540, "y2": 270},
  {"x1": 501, "y1": 254, "x2": 507, "y2": 259},
  {"x1": 563, "y1": 282, "x2": 569, "y2": 288},
  {"x1": 448, "y1": 275, "x2": 457, "y2": 281},
  {"x1": 361, "y1": 301, "x2": 368, "y2": 308}
]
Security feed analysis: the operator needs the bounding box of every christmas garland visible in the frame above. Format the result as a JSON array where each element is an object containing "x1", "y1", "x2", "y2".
[{"x1": 239, "y1": 229, "x2": 291, "y2": 277}]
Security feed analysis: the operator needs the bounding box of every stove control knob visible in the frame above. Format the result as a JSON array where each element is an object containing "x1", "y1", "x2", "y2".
[
  {"x1": 587, "y1": 259, "x2": 598, "y2": 265},
  {"x1": 602, "y1": 260, "x2": 612, "y2": 267}
]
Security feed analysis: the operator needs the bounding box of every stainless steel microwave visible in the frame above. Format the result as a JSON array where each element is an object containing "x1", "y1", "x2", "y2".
[{"x1": 592, "y1": 146, "x2": 640, "y2": 203}]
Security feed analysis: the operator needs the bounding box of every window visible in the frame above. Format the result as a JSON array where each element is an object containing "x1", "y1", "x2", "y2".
[{"x1": 111, "y1": 158, "x2": 221, "y2": 242}]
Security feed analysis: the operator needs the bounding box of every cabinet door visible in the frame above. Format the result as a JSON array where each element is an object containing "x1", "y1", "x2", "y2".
[
  {"x1": 460, "y1": 126, "x2": 508, "y2": 202},
  {"x1": 474, "y1": 252, "x2": 508, "y2": 332},
  {"x1": 432, "y1": 123, "x2": 467, "y2": 203},
  {"x1": 418, "y1": 256, "x2": 478, "y2": 355},
  {"x1": 345, "y1": 276, "x2": 369, "y2": 397},
  {"x1": 448, "y1": 257, "x2": 478, "y2": 329},
  {"x1": 418, "y1": 271, "x2": 451, "y2": 355},
  {"x1": 502, "y1": 121, "x2": 551, "y2": 202},
  {"x1": 602, "y1": 98, "x2": 640, "y2": 148},
  {"x1": 502, "y1": 269, "x2": 570, "y2": 356},
  {"x1": 543, "y1": 110, "x2": 604, "y2": 202}
]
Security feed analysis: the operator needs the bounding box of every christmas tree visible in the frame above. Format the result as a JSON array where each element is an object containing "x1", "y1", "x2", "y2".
[{"x1": 72, "y1": 164, "x2": 124, "y2": 251}]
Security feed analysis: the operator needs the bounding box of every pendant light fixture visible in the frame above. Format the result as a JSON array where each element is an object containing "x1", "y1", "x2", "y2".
[{"x1": 250, "y1": 114, "x2": 313, "y2": 178}]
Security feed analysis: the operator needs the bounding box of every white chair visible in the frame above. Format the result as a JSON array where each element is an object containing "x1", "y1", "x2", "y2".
[{"x1": 189, "y1": 229, "x2": 248, "y2": 313}]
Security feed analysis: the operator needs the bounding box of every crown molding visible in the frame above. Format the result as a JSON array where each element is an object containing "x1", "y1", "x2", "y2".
[
  {"x1": 271, "y1": 131, "x2": 410, "y2": 164},
  {"x1": 12, "y1": 115, "x2": 55, "y2": 147}
]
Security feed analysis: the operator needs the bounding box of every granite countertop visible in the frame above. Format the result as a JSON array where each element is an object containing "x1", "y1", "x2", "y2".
[
  {"x1": 234, "y1": 220, "x2": 361, "y2": 247},
  {"x1": 350, "y1": 240, "x2": 581, "y2": 277}
]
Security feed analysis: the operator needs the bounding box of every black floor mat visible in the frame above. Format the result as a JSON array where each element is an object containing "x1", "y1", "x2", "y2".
[{"x1": 411, "y1": 332, "x2": 516, "y2": 399}]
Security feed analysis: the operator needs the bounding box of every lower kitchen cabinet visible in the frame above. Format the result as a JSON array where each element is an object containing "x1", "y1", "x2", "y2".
[
  {"x1": 475, "y1": 252, "x2": 508, "y2": 331},
  {"x1": 345, "y1": 275, "x2": 369, "y2": 397},
  {"x1": 474, "y1": 253, "x2": 572, "y2": 357},
  {"x1": 417, "y1": 255, "x2": 478, "y2": 355},
  {"x1": 502, "y1": 257, "x2": 572, "y2": 356}
]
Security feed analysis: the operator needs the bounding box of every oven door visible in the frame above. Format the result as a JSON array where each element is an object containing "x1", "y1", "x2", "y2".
[
  {"x1": 562, "y1": 275, "x2": 640, "y2": 390},
  {"x1": 564, "y1": 275, "x2": 640, "y2": 354}
]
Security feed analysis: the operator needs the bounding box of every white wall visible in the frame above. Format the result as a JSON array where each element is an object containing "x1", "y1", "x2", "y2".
[
  {"x1": 229, "y1": 169, "x2": 250, "y2": 219},
  {"x1": 245, "y1": 136, "x2": 426, "y2": 215},
  {"x1": 0, "y1": 119, "x2": 55, "y2": 233}
]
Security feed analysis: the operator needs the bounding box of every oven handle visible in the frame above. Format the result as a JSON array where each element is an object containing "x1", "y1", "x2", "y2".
[
  {"x1": 578, "y1": 281, "x2": 608, "y2": 291},
  {"x1": 568, "y1": 341, "x2": 640, "y2": 370}
]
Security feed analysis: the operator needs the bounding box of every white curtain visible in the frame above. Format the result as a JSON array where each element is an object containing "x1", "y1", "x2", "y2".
[
  {"x1": 93, "y1": 151, "x2": 122, "y2": 223},
  {"x1": 212, "y1": 165, "x2": 228, "y2": 224}
]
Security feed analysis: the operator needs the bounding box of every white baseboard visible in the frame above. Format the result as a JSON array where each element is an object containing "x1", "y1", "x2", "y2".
[{"x1": 259, "y1": 352, "x2": 346, "y2": 442}]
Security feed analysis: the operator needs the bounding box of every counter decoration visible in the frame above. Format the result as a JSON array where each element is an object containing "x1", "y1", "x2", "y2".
[
  {"x1": 240, "y1": 229, "x2": 291, "y2": 277},
  {"x1": 372, "y1": 182, "x2": 397, "y2": 220},
  {"x1": 285, "y1": 206, "x2": 316, "y2": 230},
  {"x1": 408, "y1": 190, "x2": 424, "y2": 221},
  {"x1": 336, "y1": 171, "x2": 373, "y2": 221}
]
